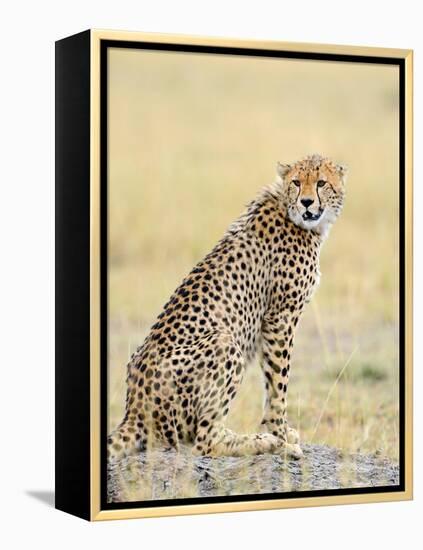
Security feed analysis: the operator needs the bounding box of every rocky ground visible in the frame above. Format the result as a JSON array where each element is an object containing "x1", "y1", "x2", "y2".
[{"x1": 107, "y1": 444, "x2": 399, "y2": 503}]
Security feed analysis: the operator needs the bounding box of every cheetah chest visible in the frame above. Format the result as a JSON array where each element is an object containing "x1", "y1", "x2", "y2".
[{"x1": 305, "y1": 266, "x2": 321, "y2": 304}]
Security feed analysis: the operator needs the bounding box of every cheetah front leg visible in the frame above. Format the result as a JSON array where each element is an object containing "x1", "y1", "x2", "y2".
[
  {"x1": 259, "y1": 310, "x2": 303, "y2": 457},
  {"x1": 191, "y1": 334, "x2": 301, "y2": 459}
]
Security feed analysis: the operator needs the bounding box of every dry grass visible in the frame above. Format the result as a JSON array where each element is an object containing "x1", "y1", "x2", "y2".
[{"x1": 107, "y1": 48, "x2": 400, "y2": 472}]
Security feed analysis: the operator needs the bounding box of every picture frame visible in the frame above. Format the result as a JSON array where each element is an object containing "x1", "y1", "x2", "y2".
[{"x1": 55, "y1": 29, "x2": 413, "y2": 521}]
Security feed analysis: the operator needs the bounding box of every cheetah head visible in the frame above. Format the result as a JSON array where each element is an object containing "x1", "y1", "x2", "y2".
[{"x1": 277, "y1": 154, "x2": 347, "y2": 236}]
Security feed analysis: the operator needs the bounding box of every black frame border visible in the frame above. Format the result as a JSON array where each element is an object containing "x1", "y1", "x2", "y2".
[
  {"x1": 99, "y1": 40, "x2": 406, "y2": 512},
  {"x1": 55, "y1": 30, "x2": 92, "y2": 520}
]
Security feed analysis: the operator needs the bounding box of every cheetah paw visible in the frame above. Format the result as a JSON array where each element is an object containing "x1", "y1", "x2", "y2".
[
  {"x1": 255, "y1": 433, "x2": 281, "y2": 453},
  {"x1": 282, "y1": 442, "x2": 303, "y2": 460}
]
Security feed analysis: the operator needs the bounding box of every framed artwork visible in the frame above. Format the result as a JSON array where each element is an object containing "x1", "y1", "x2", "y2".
[{"x1": 55, "y1": 29, "x2": 413, "y2": 521}]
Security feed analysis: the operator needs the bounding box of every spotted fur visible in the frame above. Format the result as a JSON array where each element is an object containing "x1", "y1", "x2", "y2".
[{"x1": 108, "y1": 154, "x2": 347, "y2": 461}]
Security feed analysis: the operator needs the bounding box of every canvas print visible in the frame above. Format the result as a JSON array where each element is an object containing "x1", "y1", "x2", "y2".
[{"x1": 106, "y1": 46, "x2": 401, "y2": 504}]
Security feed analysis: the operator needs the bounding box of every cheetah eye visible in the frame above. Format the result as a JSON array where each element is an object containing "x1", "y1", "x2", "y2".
[
  {"x1": 292, "y1": 180, "x2": 301, "y2": 187},
  {"x1": 317, "y1": 180, "x2": 326, "y2": 188}
]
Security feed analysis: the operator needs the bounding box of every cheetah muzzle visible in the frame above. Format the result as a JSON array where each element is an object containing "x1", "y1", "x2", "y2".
[{"x1": 108, "y1": 153, "x2": 347, "y2": 462}]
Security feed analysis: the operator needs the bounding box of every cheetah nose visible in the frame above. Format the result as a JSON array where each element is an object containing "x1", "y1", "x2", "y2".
[{"x1": 300, "y1": 198, "x2": 314, "y2": 208}]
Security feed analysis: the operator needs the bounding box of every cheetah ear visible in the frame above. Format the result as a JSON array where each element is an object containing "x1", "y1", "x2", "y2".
[
  {"x1": 336, "y1": 164, "x2": 348, "y2": 178},
  {"x1": 276, "y1": 162, "x2": 291, "y2": 179}
]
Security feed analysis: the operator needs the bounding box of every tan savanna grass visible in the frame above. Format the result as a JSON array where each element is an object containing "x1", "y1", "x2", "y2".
[{"x1": 107, "y1": 48, "x2": 400, "y2": 475}]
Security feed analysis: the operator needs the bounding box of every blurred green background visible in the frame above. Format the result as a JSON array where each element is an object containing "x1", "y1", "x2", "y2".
[{"x1": 107, "y1": 47, "x2": 399, "y2": 461}]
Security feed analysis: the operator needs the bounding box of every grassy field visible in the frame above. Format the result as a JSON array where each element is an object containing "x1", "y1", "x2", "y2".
[{"x1": 107, "y1": 48, "x2": 400, "y2": 466}]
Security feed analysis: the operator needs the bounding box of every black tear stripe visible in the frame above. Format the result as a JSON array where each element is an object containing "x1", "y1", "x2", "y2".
[
  {"x1": 316, "y1": 186, "x2": 322, "y2": 209},
  {"x1": 328, "y1": 183, "x2": 337, "y2": 195},
  {"x1": 295, "y1": 185, "x2": 301, "y2": 201}
]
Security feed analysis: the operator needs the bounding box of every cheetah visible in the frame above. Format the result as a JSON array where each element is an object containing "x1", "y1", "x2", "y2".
[{"x1": 108, "y1": 154, "x2": 347, "y2": 461}]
